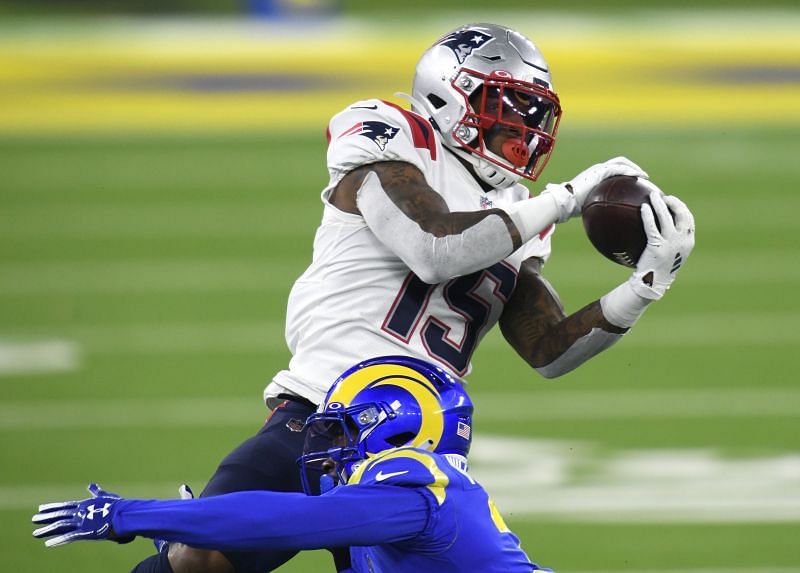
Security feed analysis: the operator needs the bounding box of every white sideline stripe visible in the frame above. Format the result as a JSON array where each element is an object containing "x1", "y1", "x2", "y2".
[
  {"x1": 1, "y1": 482, "x2": 198, "y2": 511},
  {"x1": 6, "y1": 437, "x2": 800, "y2": 523},
  {"x1": 481, "y1": 313, "x2": 800, "y2": 347},
  {"x1": 0, "y1": 205, "x2": 314, "y2": 240},
  {"x1": 470, "y1": 388, "x2": 800, "y2": 421},
  {"x1": 0, "y1": 397, "x2": 269, "y2": 429},
  {"x1": 0, "y1": 323, "x2": 286, "y2": 356},
  {"x1": 1, "y1": 388, "x2": 797, "y2": 429},
  {"x1": 0, "y1": 340, "x2": 80, "y2": 375},
  {"x1": 546, "y1": 249, "x2": 800, "y2": 284},
  {"x1": 1, "y1": 251, "x2": 798, "y2": 295},
  {"x1": 574, "y1": 570, "x2": 800, "y2": 573},
  {"x1": 4, "y1": 312, "x2": 800, "y2": 358},
  {"x1": 0, "y1": 260, "x2": 304, "y2": 295},
  {"x1": 468, "y1": 437, "x2": 800, "y2": 523},
  {"x1": 0, "y1": 205, "x2": 793, "y2": 239}
]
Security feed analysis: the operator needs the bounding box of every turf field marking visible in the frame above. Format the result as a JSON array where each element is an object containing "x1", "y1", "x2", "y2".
[
  {"x1": 0, "y1": 322, "x2": 286, "y2": 354},
  {"x1": 1, "y1": 387, "x2": 797, "y2": 429},
  {"x1": 0, "y1": 260, "x2": 304, "y2": 294},
  {"x1": 1, "y1": 315, "x2": 798, "y2": 357},
  {"x1": 1, "y1": 249, "x2": 798, "y2": 294},
  {"x1": 576, "y1": 569, "x2": 800, "y2": 573},
  {"x1": 0, "y1": 204, "x2": 316, "y2": 239},
  {"x1": 480, "y1": 312, "x2": 800, "y2": 348},
  {"x1": 0, "y1": 340, "x2": 79, "y2": 376},
  {"x1": 2, "y1": 196, "x2": 798, "y2": 239},
  {"x1": 469, "y1": 436, "x2": 800, "y2": 523},
  {"x1": 4, "y1": 437, "x2": 799, "y2": 523},
  {"x1": 471, "y1": 387, "x2": 800, "y2": 421}
]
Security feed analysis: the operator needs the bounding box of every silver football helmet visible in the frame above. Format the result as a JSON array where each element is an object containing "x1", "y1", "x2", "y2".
[{"x1": 411, "y1": 23, "x2": 562, "y2": 188}]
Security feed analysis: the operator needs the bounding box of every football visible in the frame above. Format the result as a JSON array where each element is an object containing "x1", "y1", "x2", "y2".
[{"x1": 581, "y1": 175, "x2": 653, "y2": 268}]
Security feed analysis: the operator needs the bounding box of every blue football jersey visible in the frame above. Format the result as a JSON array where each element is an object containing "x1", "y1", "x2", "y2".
[
  {"x1": 343, "y1": 447, "x2": 547, "y2": 573},
  {"x1": 112, "y1": 448, "x2": 551, "y2": 572}
]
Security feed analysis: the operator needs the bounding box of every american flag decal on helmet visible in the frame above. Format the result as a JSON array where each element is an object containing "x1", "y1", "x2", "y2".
[
  {"x1": 457, "y1": 421, "x2": 471, "y2": 440},
  {"x1": 339, "y1": 120, "x2": 400, "y2": 151}
]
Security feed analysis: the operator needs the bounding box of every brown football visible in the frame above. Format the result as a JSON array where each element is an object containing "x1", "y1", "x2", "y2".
[{"x1": 581, "y1": 175, "x2": 652, "y2": 268}]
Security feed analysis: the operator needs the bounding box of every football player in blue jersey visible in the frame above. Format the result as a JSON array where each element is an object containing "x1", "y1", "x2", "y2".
[{"x1": 33, "y1": 356, "x2": 553, "y2": 573}]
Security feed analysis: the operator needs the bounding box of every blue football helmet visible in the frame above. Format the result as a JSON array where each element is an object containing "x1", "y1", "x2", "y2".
[{"x1": 298, "y1": 356, "x2": 474, "y2": 494}]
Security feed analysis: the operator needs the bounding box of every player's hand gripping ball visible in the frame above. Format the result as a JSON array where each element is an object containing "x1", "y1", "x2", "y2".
[{"x1": 581, "y1": 176, "x2": 669, "y2": 267}]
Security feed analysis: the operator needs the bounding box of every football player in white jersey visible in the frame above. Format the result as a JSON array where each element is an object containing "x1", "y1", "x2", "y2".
[{"x1": 130, "y1": 23, "x2": 695, "y2": 573}]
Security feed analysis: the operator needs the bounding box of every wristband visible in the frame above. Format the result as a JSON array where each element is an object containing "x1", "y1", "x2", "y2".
[
  {"x1": 501, "y1": 192, "x2": 560, "y2": 243},
  {"x1": 600, "y1": 280, "x2": 653, "y2": 329}
]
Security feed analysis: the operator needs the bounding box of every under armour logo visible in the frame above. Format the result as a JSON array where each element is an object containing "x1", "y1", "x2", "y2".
[{"x1": 85, "y1": 503, "x2": 111, "y2": 520}]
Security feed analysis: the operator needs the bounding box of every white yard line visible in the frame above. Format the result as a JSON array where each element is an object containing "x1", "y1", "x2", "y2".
[
  {"x1": 470, "y1": 437, "x2": 800, "y2": 523},
  {"x1": 2, "y1": 311, "x2": 799, "y2": 361},
  {"x1": 0, "y1": 324, "x2": 285, "y2": 357},
  {"x1": 1, "y1": 387, "x2": 798, "y2": 429},
  {"x1": 471, "y1": 388, "x2": 800, "y2": 421},
  {"x1": 0, "y1": 340, "x2": 80, "y2": 375},
  {"x1": 1, "y1": 251, "x2": 799, "y2": 295},
  {"x1": 480, "y1": 313, "x2": 800, "y2": 348},
  {"x1": 573, "y1": 569, "x2": 800, "y2": 573},
  {"x1": 4, "y1": 437, "x2": 799, "y2": 524},
  {"x1": 0, "y1": 260, "x2": 301, "y2": 294}
]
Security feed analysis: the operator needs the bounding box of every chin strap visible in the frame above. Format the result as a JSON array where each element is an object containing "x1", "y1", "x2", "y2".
[{"x1": 448, "y1": 146, "x2": 521, "y2": 189}]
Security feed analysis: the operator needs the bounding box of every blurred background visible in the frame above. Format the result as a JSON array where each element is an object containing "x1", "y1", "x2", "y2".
[{"x1": 2, "y1": 0, "x2": 799, "y2": 571}]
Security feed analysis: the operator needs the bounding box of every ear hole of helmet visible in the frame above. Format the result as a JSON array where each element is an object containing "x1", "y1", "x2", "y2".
[
  {"x1": 386, "y1": 431, "x2": 416, "y2": 447},
  {"x1": 426, "y1": 93, "x2": 448, "y2": 110}
]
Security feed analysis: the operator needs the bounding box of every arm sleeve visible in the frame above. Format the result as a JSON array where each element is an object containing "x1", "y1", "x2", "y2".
[
  {"x1": 356, "y1": 171, "x2": 515, "y2": 284},
  {"x1": 111, "y1": 486, "x2": 433, "y2": 551}
]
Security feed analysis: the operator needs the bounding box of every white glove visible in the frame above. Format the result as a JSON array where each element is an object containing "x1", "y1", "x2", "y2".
[
  {"x1": 542, "y1": 156, "x2": 649, "y2": 223},
  {"x1": 629, "y1": 191, "x2": 695, "y2": 300}
]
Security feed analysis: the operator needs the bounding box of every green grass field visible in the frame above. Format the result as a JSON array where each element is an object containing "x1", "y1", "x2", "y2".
[
  {"x1": 2, "y1": 6, "x2": 799, "y2": 570},
  {"x1": 2, "y1": 123, "x2": 799, "y2": 572}
]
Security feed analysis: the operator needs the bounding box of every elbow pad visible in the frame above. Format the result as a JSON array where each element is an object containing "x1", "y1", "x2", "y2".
[
  {"x1": 535, "y1": 327, "x2": 624, "y2": 378},
  {"x1": 356, "y1": 171, "x2": 514, "y2": 283}
]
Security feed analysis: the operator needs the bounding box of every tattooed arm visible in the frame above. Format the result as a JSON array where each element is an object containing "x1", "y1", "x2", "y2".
[
  {"x1": 330, "y1": 161, "x2": 549, "y2": 284},
  {"x1": 500, "y1": 257, "x2": 629, "y2": 378},
  {"x1": 329, "y1": 160, "x2": 523, "y2": 246}
]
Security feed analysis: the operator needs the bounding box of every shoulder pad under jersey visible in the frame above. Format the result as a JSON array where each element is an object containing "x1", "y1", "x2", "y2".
[
  {"x1": 326, "y1": 99, "x2": 439, "y2": 178},
  {"x1": 348, "y1": 447, "x2": 450, "y2": 505}
]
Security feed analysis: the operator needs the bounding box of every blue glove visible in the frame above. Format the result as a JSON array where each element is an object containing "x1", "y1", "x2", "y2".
[
  {"x1": 32, "y1": 483, "x2": 132, "y2": 547},
  {"x1": 153, "y1": 483, "x2": 194, "y2": 553}
]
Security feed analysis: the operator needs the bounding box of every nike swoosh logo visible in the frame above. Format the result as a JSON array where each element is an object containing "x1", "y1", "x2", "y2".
[
  {"x1": 351, "y1": 105, "x2": 378, "y2": 110},
  {"x1": 375, "y1": 470, "x2": 409, "y2": 482}
]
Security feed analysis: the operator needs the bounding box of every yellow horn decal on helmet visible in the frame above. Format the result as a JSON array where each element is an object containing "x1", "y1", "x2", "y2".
[
  {"x1": 373, "y1": 372, "x2": 443, "y2": 454},
  {"x1": 326, "y1": 363, "x2": 409, "y2": 407},
  {"x1": 325, "y1": 363, "x2": 444, "y2": 454}
]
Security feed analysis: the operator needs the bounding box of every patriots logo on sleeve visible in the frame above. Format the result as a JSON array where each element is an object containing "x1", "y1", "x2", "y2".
[
  {"x1": 437, "y1": 29, "x2": 494, "y2": 64},
  {"x1": 339, "y1": 120, "x2": 400, "y2": 151}
]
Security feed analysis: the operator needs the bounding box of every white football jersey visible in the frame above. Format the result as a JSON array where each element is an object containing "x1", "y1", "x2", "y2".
[{"x1": 267, "y1": 99, "x2": 554, "y2": 406}]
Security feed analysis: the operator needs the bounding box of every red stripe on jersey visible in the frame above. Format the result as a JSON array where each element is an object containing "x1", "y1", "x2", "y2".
[
  {"x1": 539, "y1": 224, "x2": 554, "y2": 241},
  {"x1": 381, "y1": 101, "x2": 437, "y2": 160},
  {"x1": 338, "y1": 122, "x2": 364, "y2": 138},
  {"x1": 326, "y1": 126, "x2": 331, "y2": 144}
]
